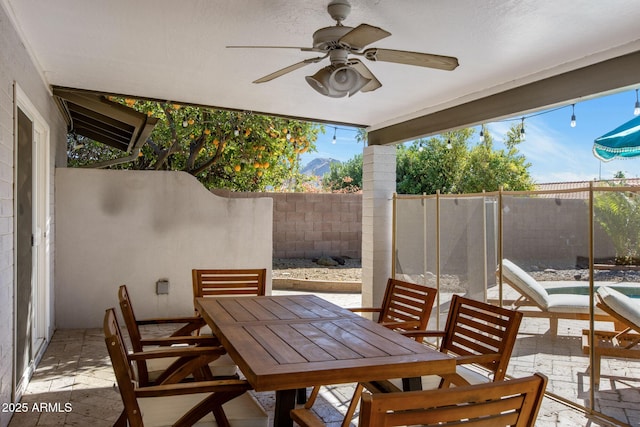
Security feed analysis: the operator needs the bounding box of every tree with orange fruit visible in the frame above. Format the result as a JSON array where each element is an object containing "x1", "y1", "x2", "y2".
[{"x1": 68, "y1": 98, "x2": 320, "y2": 191}]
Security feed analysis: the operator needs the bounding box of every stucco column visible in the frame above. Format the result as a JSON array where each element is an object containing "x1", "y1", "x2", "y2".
[{"x1": 361, "y1": 145, "x2": 396, "y2": 308}]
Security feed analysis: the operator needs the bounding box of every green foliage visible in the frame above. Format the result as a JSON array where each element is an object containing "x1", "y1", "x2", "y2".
[
  {"x1": 396, "y1": 129, "x2": 472, "y2": 194},
  {"x1": 67, "y1": 98, "x2": 320, "y2": 192},
  {"x1": 396, "y1": 125, "x2": 534, "y2": 194},
  {"x1": 594, "y1": 184, "x2": 640, "y2": 264},
  {"x1": 322, "y1": 125, "x2": 533, "y2": 195},
  {"x1": 322, "y1": 154, "x2": 363, "y2": 193},
  {"x1": 457, "y1": 125, "x2": 534, "y2": 193}
]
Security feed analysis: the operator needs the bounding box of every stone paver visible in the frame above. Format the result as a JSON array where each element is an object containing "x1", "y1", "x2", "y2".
[{"x1": 7, "y1": 290, "x2": 636, "y2": 426}]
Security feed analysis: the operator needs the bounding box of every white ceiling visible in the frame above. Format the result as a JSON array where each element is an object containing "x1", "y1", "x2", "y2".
[{"x1": 3, "y1": 0, "x2": 640, "y2": 130}]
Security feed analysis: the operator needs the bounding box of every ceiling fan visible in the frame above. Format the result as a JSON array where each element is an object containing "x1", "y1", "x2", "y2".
[{"x1": 228, "y1": 0, "x2": 459, "y2": 98}]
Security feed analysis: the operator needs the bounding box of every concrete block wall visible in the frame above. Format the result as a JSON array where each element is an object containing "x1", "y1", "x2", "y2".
[
  {"x1": 212, "y1": 190, "x2": 362, "y2": 259},
  {"x1": 503, "y1": 198, "x2": 614, "y2": 267}
]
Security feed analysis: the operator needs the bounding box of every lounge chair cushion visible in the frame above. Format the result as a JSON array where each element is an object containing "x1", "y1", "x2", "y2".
[
  {"x1": 546, "y1": 294, "x2": 595, "y2": 314},
  {"x1": 501, "y1": 259, "x2": 550, "y2": 309},
  {"x1": 597, "y1": 286, "x2": 640, "y2": 331},
  {"x1": 138, "y1": 391, "x2": 268, "y2": 427}
]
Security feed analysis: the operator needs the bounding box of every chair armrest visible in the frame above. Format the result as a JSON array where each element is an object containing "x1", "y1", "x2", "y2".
[
  {"x1": 135, "y1": 379, "x2": 251, "y2": 397},
  {"x1": 136, "y1": 316, "x2": 204, "y2": 325},
  {"x1": 348, "y1": 307, "x2": 382, "y2": 314},
  {"x1": 140, "y1": 336, "x2": 220, "y2": 346},
  {"x1": 454, "y1": 353, "x2": 500, "y2": 366},
  {"x1": 380, "y1": 320, "x2": 420, "y2": 330},
  {"x1": 128, "y1": 346, "x2": 226, "y2": 360},
  {"x1": 401, "y1": 330, "x2": 445, "y2": 339}
]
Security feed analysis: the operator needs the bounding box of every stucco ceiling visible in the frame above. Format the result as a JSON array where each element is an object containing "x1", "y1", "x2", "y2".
[{"x1": 3, "y1": 0, "x2": 640, "y2": 132}]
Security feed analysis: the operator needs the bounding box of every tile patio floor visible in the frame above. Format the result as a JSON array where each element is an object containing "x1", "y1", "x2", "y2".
[{"x1": 7, "y1": 290, "x2": 638, "y2": 427}]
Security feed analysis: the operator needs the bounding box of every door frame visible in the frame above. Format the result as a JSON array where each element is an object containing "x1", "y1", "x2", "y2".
[{"x1": 13, "y1": 83, "x2": 51, "y2": 399}]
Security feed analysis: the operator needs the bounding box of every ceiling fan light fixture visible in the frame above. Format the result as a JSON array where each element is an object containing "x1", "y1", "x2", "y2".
[
  {"x1": 306, "y1": 64, "x2": 370, "y2": 98},
  {"x1": 305, "y1": 68, "x2": 332, "y2": 96},
  {"x1": 330, "y1": 65, "x2": 370, "y2": 96}
]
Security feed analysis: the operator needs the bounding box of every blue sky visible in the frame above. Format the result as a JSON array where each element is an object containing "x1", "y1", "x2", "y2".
[{"x1": 301, "y1": 88, "x2": 640, "y2": 184}]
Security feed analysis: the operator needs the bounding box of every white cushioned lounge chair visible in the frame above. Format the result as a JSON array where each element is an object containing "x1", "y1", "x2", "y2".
[
  {"x1": 498, "y1": 259, "x2": 619, "y2": 335},
  {"x1": 582, "y1": 286, "x2": 640, "y2": 386}
]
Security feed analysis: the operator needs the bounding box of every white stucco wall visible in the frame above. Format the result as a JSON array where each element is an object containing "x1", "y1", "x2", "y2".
[
  {"x1": 1, "y1": 3, "x2": 67, "y2": 425},
  {"x1": 55, "y1": 168, "x2": 272, "y2": 328}
]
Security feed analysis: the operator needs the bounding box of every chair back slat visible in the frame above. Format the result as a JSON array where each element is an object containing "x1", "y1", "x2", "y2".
[
  {"x1": 441, "y1": 295, "x2": 523, "y2": 380},
  {"x1": 359, "y1": 373, "x2": 547, "y2": 427},
  {"x1": 192, "y1": 269, "x2": 266, "y2": 300},
  {"x1": 103, "y1": 308, "x2": 143, "y2": 427},
  {"x1": 379, "y1": 279, "x2": 437, "y2": 337},
  {"x1": 118, "y1": 285, "x2": 152, "y2": 385},
  {"x1": 118, "y1": 285, "x2": 143, "y2": 351}
]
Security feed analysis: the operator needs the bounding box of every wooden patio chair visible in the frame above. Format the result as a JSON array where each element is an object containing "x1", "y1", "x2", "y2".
[
  {"x1": 104, "y1": 308, "x2": 268, "y2": 427},
  {"x1": 292, "y1": 373, "x2": 547, "y2": 427},
  {"x1": 305, "y1": 278, "x2": 437, "y2": 424},
  {"x1": 582, "y1": 286, "x2": 640, "y2": 386},
  {"x1": 191, "y1": 268, "x2": 267, "y2": 336},
  {"x1": 192, "y1": 268, "x2": 266, "y2": 299},
  {"x1": 118, "y1": 285, "x2": 237, "y2": 386},
  {"x1": 350, "y1": 293, "x2": 523, "y2": 423},
  {"x1": 348, "y1": 278, "x2": 437, "y2": 339},
  {"x1": 399, "y1": 294, "x2": 524, "y2": 389}
]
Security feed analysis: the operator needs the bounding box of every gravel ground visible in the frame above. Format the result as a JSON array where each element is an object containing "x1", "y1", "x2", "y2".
[
  {"x1": 272, "y1": 258, "x2": 640, "y2": 284},
  {"x1": 272, "y1": 257, "x2": 362, "y2": 282}
]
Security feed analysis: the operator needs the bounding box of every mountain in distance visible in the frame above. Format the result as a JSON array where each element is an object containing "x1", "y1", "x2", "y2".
[{"x1": 301, "y1": 157, "x2": 341, "y2": 177}]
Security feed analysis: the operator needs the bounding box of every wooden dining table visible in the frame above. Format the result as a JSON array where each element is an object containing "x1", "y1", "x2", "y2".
[{"x1": 195, "y1": 294, "x2": 456, "y2": 427}]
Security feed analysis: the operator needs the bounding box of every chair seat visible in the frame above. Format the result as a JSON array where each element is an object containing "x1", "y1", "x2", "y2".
[{"x1": 138, "y1": 391, "x2": 268, "y2": 427}]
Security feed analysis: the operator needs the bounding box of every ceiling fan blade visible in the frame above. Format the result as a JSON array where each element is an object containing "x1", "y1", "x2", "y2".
[
  {"x1": 364, "y1": 48, "x2": 459, "y2": 71},
  {"x1": 253, "y1": 56, "x2": 326, "y2": 83},
  {"x1": 227, "y1": 45, "x2": 319, "y2": 52},
  {"x1": 349, "y1": 59, "x2": 382, "y2": 93},
  {"x1": 339, "y1": 24, "x2": 391, "y2": 50}
]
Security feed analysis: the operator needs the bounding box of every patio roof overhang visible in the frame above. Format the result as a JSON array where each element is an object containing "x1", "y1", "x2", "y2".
[
  {"x1": 53, "y1": 87, "x2": 158, "y2": 152},
  {"x1": 2, "y1": 0, "x2": 640, "y2": 142}
]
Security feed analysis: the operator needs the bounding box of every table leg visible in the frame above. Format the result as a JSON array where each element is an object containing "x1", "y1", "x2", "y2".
[
  {"x1": 402, "y1": 376, "x2": 422, "y2": 391},
  {"x1": 274, "y1": 389, "x2": 296, "y2": 427}
]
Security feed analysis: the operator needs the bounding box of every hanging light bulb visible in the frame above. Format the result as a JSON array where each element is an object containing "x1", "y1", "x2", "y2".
[
  {"x1": 332, "y1": 127, "x2": 337, "y2": 144},
  {"x1": 570, "y1": 104, "x2": 577, "y2": 128},
  {"x1": 520, "y1": 118, "x2": 526, "y2": 140},
  {"x1": 446, "y1": 139, "x2": 452, "y2": 149},
  {"x1": 635, "y1": 89, "x2": 640, "y2": 116},
  {"x1": 286, "y1": 130, "x2": 291, "y2": 141},
  {"x1": 479, "y1": 125, "x2": 484, "y2": 140},
  {"x1": 182, "y1": 120, "x2": 189, "y2": 128},
  {"x1": 234, "y1": 128, "x2": 240, "y2": 137}
]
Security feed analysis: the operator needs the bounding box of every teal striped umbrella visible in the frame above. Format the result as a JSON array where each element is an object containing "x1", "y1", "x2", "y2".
[{"x1": 593, "y1": 115, "x2": 640, "y2": 161}]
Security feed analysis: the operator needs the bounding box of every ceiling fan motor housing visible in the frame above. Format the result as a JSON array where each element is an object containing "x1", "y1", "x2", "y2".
[
  {"x1": 312, "y1": 26, "x2": 353, "y2": 50},
  {"x1": 327, "y1": 0, "x2": 351, "y2": 23}
]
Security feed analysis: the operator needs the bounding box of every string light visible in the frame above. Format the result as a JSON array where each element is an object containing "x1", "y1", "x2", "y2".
[
  {"x1": 570, "y1": 104, "x2": 576, "y2": 128},
  {"x1": 286, "y1": 130, "x2": 291, "y2": 141},
  {"x1": 234, "y1": 128, "x2": 240, "y2": 137},
  {"x1": 520, "y1": 118, "x2": 526, "y2": 140},
  {"x1": 635, "y1": 89, "x2": 640, "y2": 116},
  {"x1": 479, "y1": 125, "x2": 484, "y2": 141},
  {"x1": 446, "y1": 139, "x2": 452, "y2": 149},
  {"x1": 332, "y1": 127, "x2": 337, "y2": 144}
]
